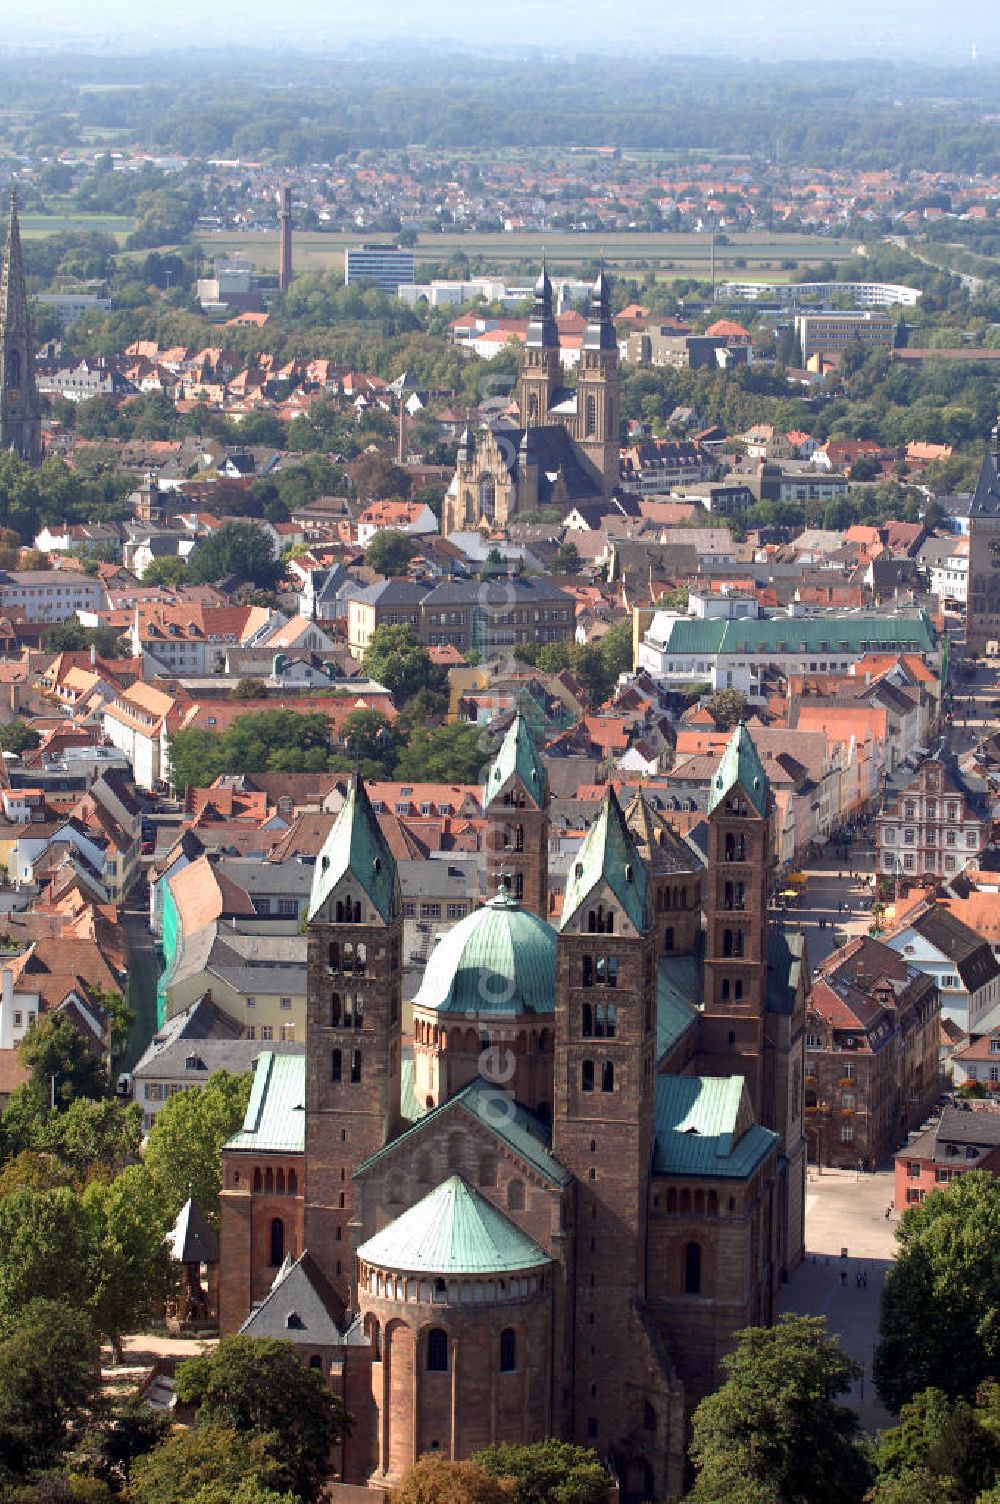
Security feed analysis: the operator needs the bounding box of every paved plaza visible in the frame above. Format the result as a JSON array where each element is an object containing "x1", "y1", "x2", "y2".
[{"x1": 781, "y1": 1164, "x2": 898, "y2": 1432}]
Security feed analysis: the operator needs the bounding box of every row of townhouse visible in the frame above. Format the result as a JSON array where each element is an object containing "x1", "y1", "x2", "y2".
[{"x1": 0, "y1": 770, "x2": 142, "y2": 902}]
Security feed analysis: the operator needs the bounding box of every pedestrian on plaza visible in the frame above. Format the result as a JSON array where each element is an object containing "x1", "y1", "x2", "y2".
[
  {"x1": 862, "y1": 1271, "x2": 868, "y2": 1289},
  {"x1": 841, "y1": 1270, "x2": 848, "y2": 1288},
  {"x1": 885, "y1": 1205, "x2": 891, "y2": 1219},
  {"x1": 855, "y1": 1271, "x2": 862, "y2": 1289}
]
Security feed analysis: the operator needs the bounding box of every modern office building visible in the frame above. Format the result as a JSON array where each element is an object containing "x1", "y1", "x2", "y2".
[{"x1": 344, "y1": 244, "x2": 416, "y2": 296}]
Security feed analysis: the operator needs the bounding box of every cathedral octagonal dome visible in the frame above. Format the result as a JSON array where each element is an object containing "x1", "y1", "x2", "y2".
[{"x1": 413, "y1": 889, "x2": 556, "y2": 1017}]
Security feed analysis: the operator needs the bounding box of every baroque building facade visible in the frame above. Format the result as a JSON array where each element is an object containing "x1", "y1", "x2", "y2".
[
  {"x1": 443, "y1": 267, "x2": 620, "y2": 535},
  {"x1": 219, "y1": 718, "x2": 808, "y2": 1502},
  {"x1": 0, "y1": 192, "x2": 42, "y2": 463}
]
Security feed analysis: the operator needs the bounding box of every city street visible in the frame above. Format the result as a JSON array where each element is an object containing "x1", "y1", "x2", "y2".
[
  {"x1": 778, "y1": 835, "x2": 877, "y2": 967},
  {"x1": 781, "y1": 1165, "x2": 897, "y2": 1433}
]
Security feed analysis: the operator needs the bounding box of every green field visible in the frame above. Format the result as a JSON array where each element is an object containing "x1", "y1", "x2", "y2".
[
  {"x1": 19, "y1": 213, "x2": 135, "y2": 242},
  {"x1": 200, "y1": 228, "x2": 856, "y2": 280}
]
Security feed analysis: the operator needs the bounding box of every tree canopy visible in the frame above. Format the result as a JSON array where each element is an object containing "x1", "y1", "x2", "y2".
[
  {"x1": 473, "y1": 1440, "x2": 610, "y2": 1504},
  {"x1": 687, "y1": 1315, "x2": 870, "y2": 1504},
  {"x1": 876, "y1": 1172, "x2": 1000, "y2": 1411},
  {"x1": 364, "y1": 529, "x2": 419, "y2": 574},
  {"x1": 143, "y1": 1069, "x2": 252, "y2": 1223},
  {"x1": 175, "y1": 1336, "x2": 348, "y2": 1502},
  {"x1": 187, "y1": 522, "x2": 282, "y2": 590},
  {"x1": 362, "y1": 623, "x2": 446, "y2": 707},
  {"x1": 168, "y1": 710, "x2": 335, "y2": 791}
]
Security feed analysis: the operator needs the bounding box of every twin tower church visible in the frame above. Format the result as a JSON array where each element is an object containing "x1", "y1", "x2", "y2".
[
  {"x1": 443, "y1": 264, "x2": 622, "y2": 533},
  {"x1": 218, "y1": 718, "x2": 809, "y2": 1502}
]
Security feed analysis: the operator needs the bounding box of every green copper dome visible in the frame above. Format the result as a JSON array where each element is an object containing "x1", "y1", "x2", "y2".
[
  {"x1": 357, "y1": 1174, "x2": 550, "y2": 1276},
  {"x1": 413, "y1": 890, "x2": 556, "y2": 1016}
]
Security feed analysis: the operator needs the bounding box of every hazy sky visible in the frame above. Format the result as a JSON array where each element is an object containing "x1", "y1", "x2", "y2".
[{"x1": 0, "y1": 0, "x2": 997, "y2": 61}]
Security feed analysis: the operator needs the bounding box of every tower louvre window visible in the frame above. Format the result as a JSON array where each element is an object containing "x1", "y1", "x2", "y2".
[{"x1": 581, "y1": 1060, "x2": 595, "y2": 1092}]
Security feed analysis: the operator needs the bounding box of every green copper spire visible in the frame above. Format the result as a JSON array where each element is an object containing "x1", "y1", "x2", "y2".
[
  {"x1": 308, "y1": 777, "x2": 399, "y2": 923},
  {"x1": 560, "y1": 785, "x2": 651, "y2": 934},
  {"x1": 485, "y1": 713, "x2": 547, "y2": 809},
  {"x1": 707, "y1": 723, "x2": 769, "y2": 819}
]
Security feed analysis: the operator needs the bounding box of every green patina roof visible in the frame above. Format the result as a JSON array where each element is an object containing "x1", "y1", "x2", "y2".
[
  {"x1": 658, "y1": 610, "x2": 936, "y2": 658},
  {"x1": 560, "y1": 786, "x2": 651, "y2": 934},
  {"x1": 308, "y1": 777, "x2": 398, "y2": 924},
  {"x1": 656, "y1": 954, "x2": 701, "y2": 1062},
  {"x1": 653, "y1": 1075, "x2": 777, "y2": 1179},
  {"x1": 707, "y1": 723, "x2": 769, "y2": 818},
  {"x1": 356, "y1": 1173, "x2": 551, "y2": 1275},
  {"x1": 485, "y1": 713, "x2": 547, "y2": 808},
  {"x1": 356, "y1": 1077, "x2": 571, "y2": 1187},
  {"x1": 226, "y1": 1051, "x2": 305, "y2": 1154},
  {"x1": 413, "y1": 890, "x2": 556, "y2": 1016}
]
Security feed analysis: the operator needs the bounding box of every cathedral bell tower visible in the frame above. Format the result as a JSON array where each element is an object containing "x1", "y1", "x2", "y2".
[
  {"x1": 698, "y1": 725, "x2": 773, "y2": 1121},
  {"x1": 0, "y1": 192, "x2": 42, "y2": 464},
  {"x1": 553, "y1": 788, "x2": 657, "y2": 1456},
  {"x1": 519, "y1": 260, "x2": 560, "y2": 429},
  {"x1": 484, "y1": 713, "x2": 549, "y2": 919},
  {"x1": 576, "y1": 270, "x2": 621, "y2": 499},
  {"x1": 304, "y1": 778, "x2": 403, "y2": 1304}
]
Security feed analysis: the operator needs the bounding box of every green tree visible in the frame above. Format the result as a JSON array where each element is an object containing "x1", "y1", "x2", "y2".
[
  {"x1": 473, "y1": 1440, "x2": 610, "y2": 1504},
  {"x1": 872, "y1": 1385, "x2": 1000, "y2": 1504},
  {"x1": 549, "y1": 542, "x2": 581, "y2": 575},
  {"x1": 81, "y1": 1165, "x2": 176, "y2": 1360},
  {"x1": 351, "y1": 452, "x2": 411, "y2": 501},
  {"x1": 84, "y1": 984, "x2": 134, "y2": 1059},
  {"x1": 0, "y1": 1299, "x2": 98, "y2": 1481},
  {"x1": 340, "y1": 707, "x2": 402, "y2": 776},
  {"x1": 394, "y1": 1455, "x2": 515, "y2": 1504},
  {"x1": 364, "y1": 530, "x2": 418, "y2": 575},
  {"x1": 187, "y1": 523, "x2": 281, "y2": 590},
  {"x1": 705, "y1": 689, "x2": 750, "y2": 730},
  {"x1": 232, "y1": 678, "x2": 271, "y2": 700},
  {"x1": 128, "y1": 1423, "x2": 295, "y2": 1504},
  {"x1": 142, "y1": 1070, "x2": 252, "y2": 1223},
  {"x1": 165, "y1": 726, "x2": 224, "y2": 791},
  {"x1": 362, "y1": 624, "x2": 444, "y2": 706},
  {"x1": 0, "y1": 721, "x2": 40, "y2": 754},
  {"x1": 0, "y1": 1189, "x2": 86, "y2": 1321},
  {"x1": 79, "y1": 1392, "x2": 170, "y2": 1491},
  {"x1": 175, "y1": 1336, "x2": 348, "y2": 1502},
  {"x1": 876, "y1": 1173, "x2": 1000, "y2": 1410},
  {"x1": 395, "y1": 721, "x2": 487, "y2": 783},
  {"x1": 17, "y1": 1015, "x2": 110, "y2": 1108},
  {"x1": 141, "y1": 556, "x2": 189, "y2": 587},
  {"x1": 688, "y1": 1315, "x2": 870, "y2": 1504}
]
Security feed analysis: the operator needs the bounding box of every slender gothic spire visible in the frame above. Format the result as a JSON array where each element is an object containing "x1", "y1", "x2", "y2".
[
  {"x1": 583, "y1": 265, "x2": 617, "y2": 351},
  {"x1": 0, "y1": 189, "x2": 42, "y2": 463},
  {"x1": 526, "y1": 256, "x2": 558, "y2": 349}
]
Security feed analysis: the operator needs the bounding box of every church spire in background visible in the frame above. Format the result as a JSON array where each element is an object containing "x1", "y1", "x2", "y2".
[{"x1": 0, "y1": 189, "x2": 42, "y2": 463}]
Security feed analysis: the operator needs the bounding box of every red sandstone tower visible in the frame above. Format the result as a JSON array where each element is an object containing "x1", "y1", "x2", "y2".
[
  {"x1": 484, "y1": 713, "x2": 549, "y2": 918},
  {"x1": 278, "y1": 185, "x2": 293, "y2": 293},
  {"x1": 552, "y1": 787, "x2": 658, "y2": 1457},
  {"x1": 304, "y1": 779, "x2": 402, "y2": 1304},
  {"x1": 698, "y1": 724, "x2": 773, "y2": 1120}
]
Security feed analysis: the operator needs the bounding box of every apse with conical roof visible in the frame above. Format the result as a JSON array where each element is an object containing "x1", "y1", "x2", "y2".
[{"x1": 0, "y1": 190, "x2": 41, "y2": 463}]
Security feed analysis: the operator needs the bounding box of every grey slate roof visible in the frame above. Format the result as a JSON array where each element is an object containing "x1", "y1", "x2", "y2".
[
  {"x1": 239, "y1": 1250, "x2": 345, "y2": 1344},
  {"x1": 168, "y1": 1198, "x2": 219, "y2": 1265}
]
